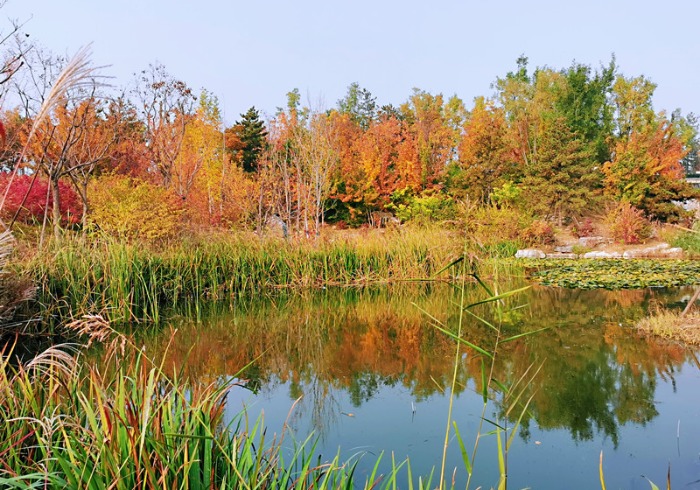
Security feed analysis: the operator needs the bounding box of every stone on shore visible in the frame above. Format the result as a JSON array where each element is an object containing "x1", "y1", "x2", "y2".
[{"x1": 515, "y1": 249, "x2": 546, "y2": 259}]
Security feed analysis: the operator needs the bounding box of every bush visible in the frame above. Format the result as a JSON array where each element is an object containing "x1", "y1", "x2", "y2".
[
  {"x1": 519, "y1": 220, "x2": 555, "y2": 246},
  {"x1": 571, "y1": 217, "x2": 595, "y2": 238},
  {"x1": 490, "y1": 181, "x2": 523, "y2": 208},
  {"x1": 388, "y1": 188, "x2": 456, "y2": 225},
  {"x1": 605, "y1": 201, "x2": 652, "y2": 244},
  {"x1": 466, "y1": 204, "x2": 531, "y2": 249},
  {"x1": 88, "y1": 175, "x2": 183, "y2": 242},
  {"x1": 0, "y1": 173, "x2": 82, "y2": 225}
]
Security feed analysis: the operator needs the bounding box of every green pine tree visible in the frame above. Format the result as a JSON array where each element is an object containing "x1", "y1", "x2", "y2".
[{"x1": 236, "y1": 106, "x2": 267, "y2": 173}]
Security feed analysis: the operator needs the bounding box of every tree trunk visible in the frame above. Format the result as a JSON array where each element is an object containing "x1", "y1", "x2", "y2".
[
  {"x1": 50, "y1": 177, "x2": 62, "y2": 242},
  {"x1": 80, "y1": 181, "x2": 89, "y2": 231}
]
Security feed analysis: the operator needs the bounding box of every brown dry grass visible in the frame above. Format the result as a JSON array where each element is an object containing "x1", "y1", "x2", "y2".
[{"x1": 637, "y1": 309, "x2": 700, "y2": 345}]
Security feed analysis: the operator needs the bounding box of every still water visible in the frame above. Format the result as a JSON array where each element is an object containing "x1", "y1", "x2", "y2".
[{"x1": 143, "y1": 282, "x2": 700, "y2": 489}]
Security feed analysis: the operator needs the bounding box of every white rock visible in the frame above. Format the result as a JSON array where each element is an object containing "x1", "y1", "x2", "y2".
[
  {"x1": 515, "y1": 249, "x2": 546, "y2": 259},
  {"x1": 583, "y1": 251, "x2": 622, "y2": 259},
  {"x1": 554, "y1": 245, "x2": 574, "y2": 253}
]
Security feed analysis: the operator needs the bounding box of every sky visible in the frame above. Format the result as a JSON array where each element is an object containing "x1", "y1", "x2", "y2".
[{"x1": 2, "y1": 0, "x2": 699, "y2": 126}]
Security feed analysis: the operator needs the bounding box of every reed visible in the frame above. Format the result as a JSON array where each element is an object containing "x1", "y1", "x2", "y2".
[
  {"x1": 27, "y1": 228, "x2": 462, "y2": 325},
  {"x1": 417, "y1": 254, "x2": 542, "y2": 490},
  {"x1": 0, "y1": 328, "x2": 402, "y2": 489}
]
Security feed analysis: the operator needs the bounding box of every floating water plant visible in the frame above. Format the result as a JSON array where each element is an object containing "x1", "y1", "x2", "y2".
[{"x1": 521, "y1": 259, "x2": 700, "y2": 289}]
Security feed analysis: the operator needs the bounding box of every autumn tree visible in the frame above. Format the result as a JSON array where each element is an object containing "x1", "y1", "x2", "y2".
[
  {"x1": 325, "y1": 111, "x2": 361, "y2": 223},
  {"x1": 611, "y1": 74, "x2": 657, "y2": 141},
  {"x1": 603, "y1": 75, "x2": 696, "y2": 220},
  {"x1": 0, "y1": 108, "x2": 29, "y2": 172},
  {"x1": 350, "y1": 114, "x2": 404, "y2": 210},
  {"x1": 291, "y1": 110, "x2": 338, "y2": 235},
  {"x1": 254, "y1": 90, "x2": 304, "y2": 230},
  {"x1": 671, "y1": 110, "x2": 699, "y2": 175},
  {"x1": 453, "y1": 97, "x2": 515, "y2": 202},
  {"x1": 493, "y1": 58, "x2": 607, "y2": 220},
  {"x1": 57, "y1": 97, "x2": 126, "y2": 228},
  {"x1": 603, "y1": 119, "x2": 695, "y2": 220},
  {"x1": 134, "y1": 63, "x2": 196, "y2": 190},
  {"x1": 102, "y1": 96, "x2": 150, "y2": 177},
  {"x1": 11, "y1": 47, "x2": 109, "y2": 240},
  {"x1": 399, "y1": 89, "x2": 460, "y2": 191}
]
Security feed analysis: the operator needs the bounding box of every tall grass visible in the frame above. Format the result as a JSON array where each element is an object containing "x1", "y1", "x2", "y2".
[
  {"x1": 27, "y1": 228, "x2": 462, "y2": 325},
  {"x1": 417, "y1": 254, "x2": 542, "y2": 490},
  {"x1": 4, "y1": 251, "x2": 544, "y2": 489},
  {"x1": 0, "y1": 329, "x2": 396, "y2": 489}
]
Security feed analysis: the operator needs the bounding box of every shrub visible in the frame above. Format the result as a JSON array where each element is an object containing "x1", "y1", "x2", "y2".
[
  {"x1": 571, "y1": 217, "x2": 595, "y2": 238},
  {"x1": 465, "y1": 204, "x2": 531, "y2": 249},
  {"x1": 519, "y1": 220, "x2": 555, "y2": 246},
  {"x1": 605, "y1": 201, "x2": 652, "y2": 244},
  {"x1": 0, "y1": 173, "x2": 82, "y2": 225},
  {"x1": 389, "y1": 188, "x2": 456, "y2": 224},
  {"x1": 88, "y1": 175, "x2": 183, "y2": 242},
  {"x1": 490, "y1": 181, "x2": 523, "y2": 208}
]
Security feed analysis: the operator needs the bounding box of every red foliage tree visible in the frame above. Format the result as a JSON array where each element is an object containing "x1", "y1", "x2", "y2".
[{"x1": 0, "y1": 173, "x2": 82, "y2": 225}]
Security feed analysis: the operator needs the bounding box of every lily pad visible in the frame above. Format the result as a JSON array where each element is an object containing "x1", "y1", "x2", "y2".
[{"x1": 518, "y1": 259, "x2": 700, "y2": 289}]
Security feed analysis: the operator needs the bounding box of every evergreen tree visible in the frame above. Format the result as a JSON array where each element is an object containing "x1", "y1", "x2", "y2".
[
  {"x1": 337, "y1": 82, "x2": 377, "y2": 131},
  {"x1": 555, "y1": 59, "x2": 616, "y2": 165},
  {"x1": 235, "y1": 106, "x2": 267, "y2": 173}
]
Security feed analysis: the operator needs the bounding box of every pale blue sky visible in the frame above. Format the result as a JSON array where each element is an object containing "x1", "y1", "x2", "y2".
[{"x1": 2, "y1": 0, "x2": 699, "y2": 125}]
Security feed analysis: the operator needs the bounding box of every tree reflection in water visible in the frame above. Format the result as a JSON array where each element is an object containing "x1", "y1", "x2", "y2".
[{"x1": 139, "y1": 283, "x2": 694, "y2": 445}]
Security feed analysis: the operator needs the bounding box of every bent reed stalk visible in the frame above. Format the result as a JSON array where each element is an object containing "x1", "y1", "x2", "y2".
[{"x1": 28, "y1": 229, "x2": 461, "y2": 324}]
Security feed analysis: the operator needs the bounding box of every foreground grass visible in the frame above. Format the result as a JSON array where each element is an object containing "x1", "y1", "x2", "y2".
[
  {"x1": 26, "y1": 227, "x2": 462, "y2": 325},
  {"x1": 1, "y1": 330, "x2": 411, "y2": 489}
]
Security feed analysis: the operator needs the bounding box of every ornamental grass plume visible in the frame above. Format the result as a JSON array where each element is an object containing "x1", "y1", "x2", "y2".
[{"x1": 0, "y1": 46, "x2": 105, "y2": 331}]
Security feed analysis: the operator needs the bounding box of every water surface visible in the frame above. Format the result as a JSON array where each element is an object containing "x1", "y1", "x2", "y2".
[{"x1": 143, "y1": 282, "x2": 700, "y2": 489}]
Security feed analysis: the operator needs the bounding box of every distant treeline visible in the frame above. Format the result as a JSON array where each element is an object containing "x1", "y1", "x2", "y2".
[{"x1": 1, "y1": 53, "x2": 698, "y2": 240}]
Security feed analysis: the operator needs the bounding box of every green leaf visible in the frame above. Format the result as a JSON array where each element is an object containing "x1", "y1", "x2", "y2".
[
  {"x1": 452, "y1": 422, "x2": 472, "y2": 476},
  {"x1": 432, "y1": 256, "x2": 464, "y2": 278},
  {"x1": 430, "y1": 322, "x2": 493, "y2": 359}
]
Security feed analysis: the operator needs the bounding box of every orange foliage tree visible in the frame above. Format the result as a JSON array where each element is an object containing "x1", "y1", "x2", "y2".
[
  {"x1": 603, "y1": 119, "x2": 695, "y2": 220},
  {"x1": 454, "y1": 97, "x2": 516, "y2": 202}
]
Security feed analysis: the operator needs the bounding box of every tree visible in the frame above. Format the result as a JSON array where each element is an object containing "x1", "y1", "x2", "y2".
[
  {"x1": 337, "y1": 82, "x2": 377, "y2": 131},
  {"x1": 453, "y1": 97, "x2": 516, "y2": 202},
  {"x1": 232, "y1": 106, "x2": 267, "y2": 173},
  {"x1": 63, "y1": 97, "x2": 119, "y2": 228},
  {"x1": 12, "y1": 46, "x2": 108, "y2": 240},
  {"x1": 554, "y1": 59, "x2": 616, "y2": 165},
  {"x1": 611, "y1": 74, "x2": 656, "y2": 141},
  {"x1": 671, "y1": 110, "x2": 699, "y2": 175},
  {"x1": 520, "y1": 115, "x2": 599, "y2": 221},
  {"x1": 604, "y1": 75, "x2": 697, "y2": 220},
  {"x1": 102, "y1": 96, "x2": 150, "y2": 177},
  {"x1": 134, "y1": 63, "x2": 196, "y2": 189},
  {"x1": 400, "y1": 89, "x2": 458, "y2": 191},
  {"x1": 291, "y1": 111, "x2": 338, "y2": 235},
  {"x1": 603, "y1": 119, "x2": 695, "y2": 220}
]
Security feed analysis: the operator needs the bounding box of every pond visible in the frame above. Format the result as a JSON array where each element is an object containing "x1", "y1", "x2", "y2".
[{"x1": 139, "y1": 280, "x2": 700, "y2": 490}]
